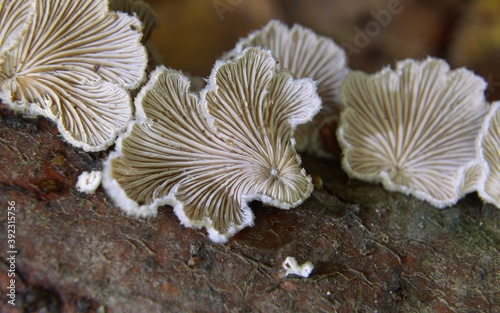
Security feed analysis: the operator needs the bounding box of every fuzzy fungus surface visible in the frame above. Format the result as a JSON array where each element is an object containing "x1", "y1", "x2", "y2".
[
  {"x1": 477, "y1": 101, "x2": 500, "y2": 209},
  {"x1": 337, "y1": 57, "x2": 489, "y2": 208},
  {"x1": 283, "y1": 256, "x2": 314, "y2": 278},
  {"x1": 229, "y1": 20, "x2": 348, "y2": 158},
  {"x1": 103, "y1": 47, "x2": 321, "y2": 243},
  {"x1": 0, "y1": 0, "x2": 147, "y2": 152},
  {"x1": 76, "y1": 171, "x2": 102, "y2": 195}
]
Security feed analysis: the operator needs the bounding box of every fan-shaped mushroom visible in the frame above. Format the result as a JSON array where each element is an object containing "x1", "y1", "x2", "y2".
[
  {"x1": 477, "y1": 101, "x2": 500, "y2": 209},
  {"x1": 228, "y1": 20, "x2": 348, "y2": 158},
  {"x1": 337, "y1": 57, "x2": 489, "y2": 208},
  {"x1": 0, "y1": 0, "x2": 147, "y2": 151},
  {"x1": 103, "y1": 47, "x2": 320, "y2": 243}
]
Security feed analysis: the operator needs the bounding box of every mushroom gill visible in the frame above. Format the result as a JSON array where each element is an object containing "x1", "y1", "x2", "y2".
[
  {"x1": 0, "y1": 0, "x2": 148, "y2": 151},
  {"x1": 228, "y1": 20, "x2": 349, "y2": 158},
  {"x1": 477, "y1": 101, "x2": 500, "y2": 209},
  {"x1": 103, "y1": 48, "x2": 320, "y2": 243},
  {"x1": 337, "y1": 57, "x2": 489, "y2": 208}
]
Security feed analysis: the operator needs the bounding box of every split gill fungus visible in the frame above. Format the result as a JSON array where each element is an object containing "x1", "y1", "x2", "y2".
[{"x1": 103, "y1": 47, "x2": 321, "y2": 243}]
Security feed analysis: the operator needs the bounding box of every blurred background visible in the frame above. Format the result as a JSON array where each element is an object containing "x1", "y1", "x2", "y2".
[{"x1": 144, "y1": 0, "x2": 500, "y2": 100}]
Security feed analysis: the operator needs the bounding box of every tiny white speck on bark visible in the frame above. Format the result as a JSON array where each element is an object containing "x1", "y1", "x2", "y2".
[
  {"x1": 282, "y1": 256, "x2": 314, "y2": 278},
  {"x1": 77, "y1": 171, "x2": 102, "y2": 194}
]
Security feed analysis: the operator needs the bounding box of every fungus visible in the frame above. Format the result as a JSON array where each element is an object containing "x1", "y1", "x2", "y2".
[
  {"x1": 108, "y1": 0, "x2": 160, "y2": 72},
  {"x1": 228, "y1": 20, "x2": 348, "y2": 158},
  {"x1": 102, "y1": 47, "x2": 320, "y2": 243},
  {"x1": 282, "y1": 256, "x2": 314, "y2": 278},
  {"x1": 337, "y1": 57, "x2": 489, "y2": 208},
  {"x1": 461, "y1": 163, "x2": 483, "y2": 195},
  {"x1": 0, "y1": 0, "x2": 35, "y2": 65},
  {"x1": 0, "y1": 0, "x2": 147, "y2": 151},
  {"x1": 477, "y1": 101, "x2": 500, "y2": 208},
  {"x1": 108, "y1": 0, "x2": 157, "y2": 43},
  {"x1": 76, "y1": 171, "x2": 102, "y2": 194}
]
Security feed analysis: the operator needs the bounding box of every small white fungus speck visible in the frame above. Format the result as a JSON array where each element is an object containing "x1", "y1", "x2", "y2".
[
  {"x1": 76, "y1": 171, "x2": 102, "y2": 194},
  {"x1": 283, "y1": 256, "x2": 314, "y2": 278}
]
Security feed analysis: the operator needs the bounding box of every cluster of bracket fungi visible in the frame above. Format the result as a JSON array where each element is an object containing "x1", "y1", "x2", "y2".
[{"x1": 1, "y1": 0, "x2": 499, "y2": 243}]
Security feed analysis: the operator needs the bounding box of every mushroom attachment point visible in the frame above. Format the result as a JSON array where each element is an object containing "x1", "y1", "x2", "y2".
[
  {"x1": 477, "y1": 101, "x2": 500, "y2": 209},
  {"x1": 0, "y1": 0, "x2": 148, "y2": 151},
  {"x1": 337, "y1": 57, "x2": 489, "y2": 208},
  {"x1": 228, "y1": 20, "x2": 349, "y2": 158},
  {"x1": 103, "y1": 47, "x2": 321, "y2": 243}
]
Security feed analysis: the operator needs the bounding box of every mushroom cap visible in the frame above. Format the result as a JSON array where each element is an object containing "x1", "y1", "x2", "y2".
[
  {"x1": 337, "y1": 57, "x2": 489, "y2": 208},
  {"x1": 0, "y1": 0, "x2": 35, "y2": 66},
  {"x1": 103, "y1": 47, "x2": 320, "y2": 243},
  {"x1": 228, "y1": 19, "x2": 348, "y2": 158},
  {"x1": 0, "y1": 0, "x2": 147, "y2": 151},
  {"x1": 477, "y1": 101, "x2": 500, "y2": 209}
]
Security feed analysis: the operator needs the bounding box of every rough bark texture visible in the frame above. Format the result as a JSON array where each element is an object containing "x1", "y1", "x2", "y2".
[{"x1": 1, "y1": 104, "x2": 499, "y2": 313}]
